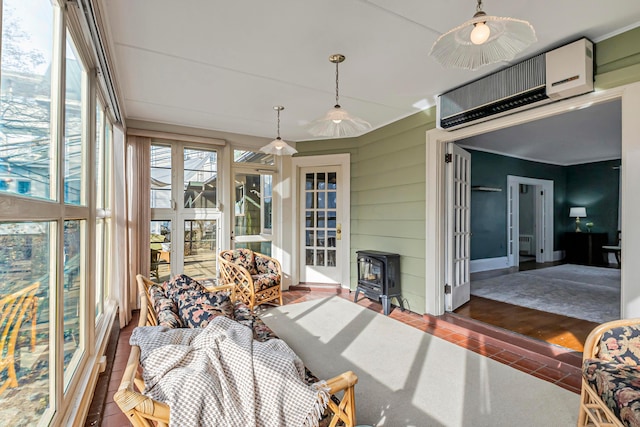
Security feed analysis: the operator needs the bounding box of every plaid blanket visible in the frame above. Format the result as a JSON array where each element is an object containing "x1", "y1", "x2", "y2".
[{"x1": 130, "y1": 316, "x2": 329, "y2": 427}]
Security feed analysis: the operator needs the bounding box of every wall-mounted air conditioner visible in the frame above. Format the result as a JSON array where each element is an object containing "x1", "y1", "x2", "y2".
[{"x1": 437, "y1": 38, "x2": 594, "y2": 130}]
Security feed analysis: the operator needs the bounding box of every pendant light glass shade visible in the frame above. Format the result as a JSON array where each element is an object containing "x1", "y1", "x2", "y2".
[
  {"x1": 429, "y1": 0, "x2": 536, "y2": 70},
  {"x1": 260, "y1": 106, "x2": 297, "y2": 156},
  {"x1": 308, "y1": 54, "x2": 371, "y2": 138}
]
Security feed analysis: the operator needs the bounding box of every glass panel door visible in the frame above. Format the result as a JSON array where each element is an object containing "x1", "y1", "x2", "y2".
[{"x1": 233, "y1": 171, "x2": 272, "y2": 255}]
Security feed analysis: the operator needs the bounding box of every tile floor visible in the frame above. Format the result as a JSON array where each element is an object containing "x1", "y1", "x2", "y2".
[{"x1": 98, "y1": 287, "x2": 582, "y2": 426}]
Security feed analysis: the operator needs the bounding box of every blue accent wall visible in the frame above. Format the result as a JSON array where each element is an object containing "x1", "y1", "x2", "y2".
[{"x1": 469, "y1": 149, "x2": 620, "y2": 259}]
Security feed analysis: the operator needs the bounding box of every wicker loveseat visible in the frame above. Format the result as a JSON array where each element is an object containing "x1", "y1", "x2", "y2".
[
  {"x1": 579, "y1": 318, "x2": 640, "y2": 427},
  {"x1": 218, "y1": 248, "x2": 283, "y2": 310},
  {"x1": 114, "y1": 274, "x2": 358, "y2": 427}
]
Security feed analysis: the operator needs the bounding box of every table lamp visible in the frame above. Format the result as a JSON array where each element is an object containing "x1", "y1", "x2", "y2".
[{"x1": 569, "y1": 207, "x2": 587, "y2": 232}]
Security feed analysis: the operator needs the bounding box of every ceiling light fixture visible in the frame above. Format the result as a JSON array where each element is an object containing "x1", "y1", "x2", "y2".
[
  {"x1": 429, "y1": 0, "x2": 536, "y2": 70},
  {"x1": 308, "y1": 54, "x2": 371, "y2": 138},
  {"x1": 260, "y1": 106, "x2": 298, "y2": 156}
]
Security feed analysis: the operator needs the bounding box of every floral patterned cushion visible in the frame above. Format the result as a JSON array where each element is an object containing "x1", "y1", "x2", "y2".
[
  {"x1": 222, "y1": 248, "x2": 258, "y2": 275},
  {"x1": 583, "y1": 358, "x2": 640, "y2": 426},
  {"x1": 147, "y1": 284, "x2": 183, "y2": 328},
  {"x1": 177, "y1": 290, "x2": 234, "y2": 328},
  {"x1": 255, "y1": 253, "x2": 278, "y2": 275},
  {"x1": 597, "y1": 325, "x2": 640, "y2": 365},
  {"x1": 162, "y1": 273, "x2": 205, "y2": 300},
  {"x1": 251, "y1": 273, "x2": 281, "y2": 291}
]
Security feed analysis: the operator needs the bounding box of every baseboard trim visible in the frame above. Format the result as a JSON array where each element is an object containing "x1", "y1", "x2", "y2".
[
  {"x1": 470, "y1": 256, "x2": 509, "y2": 273},
  {"x1": 553, "y1": 250, "x2": 565, "y2": 262}
]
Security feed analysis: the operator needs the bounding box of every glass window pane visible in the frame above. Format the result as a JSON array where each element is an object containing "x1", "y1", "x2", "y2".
[
  {"x1": 151, "y1": 145, "x2": 172, "y2": 209},
  {"x1": 305, "y1": 173, "x2": 314, "y2": 190},
  {"x1": 327, "y1": 250, "x2": 336, "y2": 267},
  {"x1": 0, "y1": 0, "x2": 54, "y2": 200},
  {"x1": 235, "y1": 241, "x2": 271, "y2": 257},
  {"x1": 151, "y1": 220, "x2": 171, "y2": 283},
  {"x1": 0, "y1": 221, "x2": 51, "y2": 424},
  {"x1": 317, "y1": 211, "x2": 325, "y2": 228},
  {"x1": 328, "y1": 172, "x2": 337, "y2": 189},
  {"x1": 263, "y1": 175, "x2": 272, "y2": 233},
  {"x1": 233, "y1": 149, "x2": 274, "y2": 166},
  {"x1": 305, "y1": 249, "x2": 314, "y2": 266},
  {"x1": 327, "y1": 230, "x2": 336, "y2": 247},
  {"x1": 316, "y1": 250, "x2": 325, "y2": 266},
  {"x1": 305, "y1": 211, "x2": 314, "y2": 228},
  {"x1": 317, "y1": 192, "x2": 325, "y2": 209},
  {"x1": 95, "y1": 100, "x2": 103, "y2": 209},
  {"x1": 64, "y1": 32, "x2": 85, "y2": 205},
  {"x1": 305, "y1": 192, "x2": 314, "y2": 209},
  {"x1": 234, "y1": 173, "x2": 261, "y2": 237},
  {"x1": 316, "y1": 173, "x2": 326, "y2": 190},
  {"x1": 316, "y1": 230, "x2": 325, "y2": 247},
  {"x1": 328, "y1": 211, "x2": 337, "y2": 228},
  {"x1": 183, "y1": 220, "x2": 217, "y2": 282},
  {"x1": 328, "y1": 191, "x2": 337, "y2": 209},
  {"x1": 95, "y1": 219, "x2": 104, "y2": 319},
  {"x1": 63, "y1": 220, "x2": 82, "y2": 375},
  {"x1": 305, "y1": 230, "x2": 314, "y2": 247},
  {"x1": 183, "y1": 148, "x2": 217, "y2": 209}
]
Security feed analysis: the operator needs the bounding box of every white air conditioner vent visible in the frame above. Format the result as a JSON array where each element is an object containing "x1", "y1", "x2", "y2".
[{"x1": 437, "y1": 38, "x2": 594, "y2": 130}]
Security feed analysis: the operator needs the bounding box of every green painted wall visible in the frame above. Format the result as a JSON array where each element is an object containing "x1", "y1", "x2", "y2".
[
  {"x1": 566, "y1": 160, "x2": 620, "y2": 244},
  {"x1": 296, "y1": 111, "x2": 436, "y2": 314},
  {"x1": 468, "y1": 150, "x2": 567, "y2": 259},
  {"x1": 294, "y1": 27, "x2": 640, "y2": 314},
  {"x1": 469, "y1": 151, "x2": 620, "y2": 260}
]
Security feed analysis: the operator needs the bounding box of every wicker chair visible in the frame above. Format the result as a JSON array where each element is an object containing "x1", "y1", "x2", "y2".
[
  {"x1": 578, "y1": 318, "x2": 640, "y2": 427},
  {"x1": 0, "y1": 282, "x2": 39, "y2": 395},
  {"x1": 114, "y1": 274, "x2": 358, "y2": 427},
  {"x1": 218, "y1": 248, "x2": 283, "y2": 310}
]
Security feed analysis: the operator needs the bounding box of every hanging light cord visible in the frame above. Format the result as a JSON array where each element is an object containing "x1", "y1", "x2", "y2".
[
  {"x1": 335, "y1": 60, "x2": 340, "y2": 108},
  {"x1": 276, "y1": 108, "x2": 281, "y2": 139},
  {"x1": 476, "y1": 0, "x2": 483, "y2": 13}
]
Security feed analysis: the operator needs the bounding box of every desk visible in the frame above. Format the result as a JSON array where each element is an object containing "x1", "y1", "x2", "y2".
[{"x1": 564, "y1": 232, "x2": 607, "y2": 266}]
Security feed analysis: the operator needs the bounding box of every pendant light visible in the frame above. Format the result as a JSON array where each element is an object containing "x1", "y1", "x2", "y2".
[
  {"x1": 429, "y1": 0, "x2": 536, "y2": 70},
  {"x1": 308, "y1": 54, "x2": 371, "y2": 138},
  {"x1": 260, "y1": 106, "x2": 297, "y2": 156}
]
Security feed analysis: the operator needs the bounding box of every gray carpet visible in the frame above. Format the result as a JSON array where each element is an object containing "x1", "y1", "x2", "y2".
[
  {"x1": 471, "y1": 264, "x2": 620, "y2": 323},
  {"x1": 261, "y1": 296, "x2": 578, "y2": 427}
]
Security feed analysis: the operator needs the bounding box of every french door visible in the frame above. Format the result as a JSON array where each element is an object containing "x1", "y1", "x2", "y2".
[
  {"x1": 445, "y1": 144, "x2": 471, "y2": 311},
  {"x1": 150, "y1": 142, "x2": 221, "y2": 283},
  {"x1": 299, "y1": 166, "x2": 343, "y2": 284}
]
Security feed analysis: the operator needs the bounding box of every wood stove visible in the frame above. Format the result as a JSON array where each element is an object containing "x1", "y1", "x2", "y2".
[{"x1": 354, "y1": 250, "x2": 404, "y2": 315}]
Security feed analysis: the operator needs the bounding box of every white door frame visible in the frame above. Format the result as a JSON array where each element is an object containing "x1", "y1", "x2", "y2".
[
  {"x1": 426, "y1": 82, "x2": 640, "y2": 317},
  {"x1": 506, "y1": 175, "x2": 554, "y2": 267},
  {"x1": 290, "y1": 154, "x2": 351, "y2": 288}
]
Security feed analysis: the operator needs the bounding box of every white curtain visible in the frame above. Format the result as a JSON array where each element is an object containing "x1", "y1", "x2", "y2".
[
  {"x1": 126, "y1": 135, "x2": 151, "y2": 323},
  {"x1": 111, "y1": 125, "x2": 132, "y2": 326}
]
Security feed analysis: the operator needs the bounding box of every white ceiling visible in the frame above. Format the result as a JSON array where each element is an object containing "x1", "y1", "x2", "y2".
[
  {"x1": 98, "y1": 0, "x2": 640, "y2": 144},
  {"x1": 457, "y1": 99, "x2": 622, "y2": 165}
]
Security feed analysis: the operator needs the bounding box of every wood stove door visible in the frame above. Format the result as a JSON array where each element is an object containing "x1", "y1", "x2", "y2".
[
  {"x1": 300, "y1": 167, "x2": 342, "y2": 284},
  {"x1": 445, "y1": 144, "x2": 471, "y2": 311}
]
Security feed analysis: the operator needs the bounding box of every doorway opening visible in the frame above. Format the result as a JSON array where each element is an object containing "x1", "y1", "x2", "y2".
[{"x1": 443, "y1": 99, "x2": 622, "y2": 353}]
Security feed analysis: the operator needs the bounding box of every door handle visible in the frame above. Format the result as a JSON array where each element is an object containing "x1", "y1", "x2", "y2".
[{"x1": 336, "y1": 224, "x2": 342, "y2": 240}]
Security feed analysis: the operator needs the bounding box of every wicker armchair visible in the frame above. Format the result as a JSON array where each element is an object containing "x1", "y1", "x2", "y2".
[
  {"x1": 0, "y1": 282, "x2": 39, "y2": 395},
  {"x1": 218, "y1": 248, "x2": 283, "y2": 310},
  {"x1": 578, "y1": 318, "x2": 640, "y2": 427},
  {"x1": 114, "y1": 275, "x2": 358, "y2": 427}
]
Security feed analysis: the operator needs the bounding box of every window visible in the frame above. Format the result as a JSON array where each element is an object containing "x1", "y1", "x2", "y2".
[
  {"x1": 233, "y1": 150, "x2": 275, "y2": 256},
  {"x1": 0, "y1": 1, "x2": 114, "y2": 424},
  {"x1": 150, "y1": 143, "x2": 220, "y2": 283}
]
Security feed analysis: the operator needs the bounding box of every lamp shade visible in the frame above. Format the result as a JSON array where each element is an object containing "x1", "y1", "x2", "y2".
[
  {"x1": 569, "y1": 207, "x2": 587, "y2": 218},
  {"x1": 260, "y1": 137, "x2": 298, "y2": 156},
  {"x1": 429, "y1": 1, "x2": 536, "y2": 70}
]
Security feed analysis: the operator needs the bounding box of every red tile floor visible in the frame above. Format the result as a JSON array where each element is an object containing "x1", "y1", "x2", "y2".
[{"x1": 97, "y1": 287, "x2": 582, "y2": 426}]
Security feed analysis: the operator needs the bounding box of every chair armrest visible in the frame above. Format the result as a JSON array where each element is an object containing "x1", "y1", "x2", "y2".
[
  {"x1": 324, "y1": 371, "x2": 358, "y2": 427},
  {"x1": 582, "y1": 318, "x2": 640, "y2": 361},
  {"x1": 114, "y1": 345, "x2": 171, "y2": 427}
]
